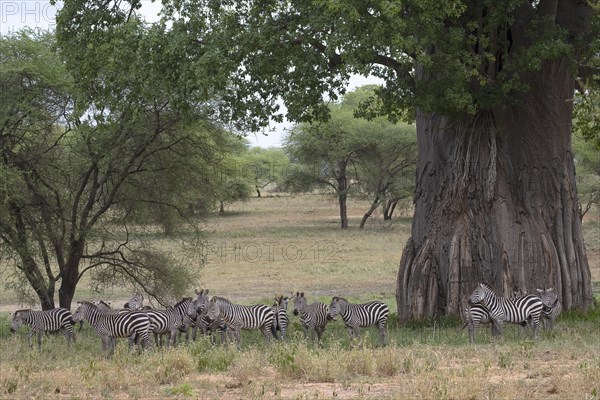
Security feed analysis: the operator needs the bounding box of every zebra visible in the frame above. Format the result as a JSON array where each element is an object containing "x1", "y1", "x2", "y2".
[
  {"x1": 124, "y1": 292, "x2": 144, "y2": 310},
  {"x1": 468, "y1": 283, "x2": 544, "y2": 339},
  {"x1": 193, "y1": 289, "x2": 229, "y2": 344},
  {"x1": 272, "y1": 295, "x2": 290, "y2": 340},
  {"x1": 292, "y1": 292, "x2": 329, "y2": 344},
  {"x1": 204, "y1": 296, "x2": 275, "y2": 348},
  {"x1": 72, "y1": 301, "x2": 151, "y2": 354},
  {"x1": 536, "y1": 287, "x2": 562, "y2": 330},
  {"x1": 144, "y1": 298, "x2": 193, "y2": 348},
  {"x1": 328, "y1": 297, "x2": 390, "y2": 345},
  {"x1": 10, "y1": 308, "x2": 76, "y2": 349},
  {"x1": 463, "y1": 290, "x2": 529, "y2": 343}
]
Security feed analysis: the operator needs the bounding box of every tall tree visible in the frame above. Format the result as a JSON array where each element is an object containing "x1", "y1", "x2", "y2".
[{"x1": 62, "y1": 0, "x2": 598, "y2": 318}]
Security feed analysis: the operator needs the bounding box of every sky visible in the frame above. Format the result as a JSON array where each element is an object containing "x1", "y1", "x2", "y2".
[{"x1": 1, "y1": 0, "x2": 382, "y2": 148}]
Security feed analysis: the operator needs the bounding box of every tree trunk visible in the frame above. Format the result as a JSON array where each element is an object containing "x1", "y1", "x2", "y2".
[
  {"x1": 360, "y1": 194, "x2": 382, "y2": 229},
  {"x1": 337, "y1": 175, "x2": 348, "y2": 229},
  {"x1": 397, "y1": 60, "x2": 593, "y2": 320},
  {"x1": 384, "y1": 198, "x2": 400, "y2": 221},
  {"x1": 58, "y1": 240, "x2": 83, "y2": 310},
  {"x1": 22, "y1": 256, "x2": 55, "y2": 310}
]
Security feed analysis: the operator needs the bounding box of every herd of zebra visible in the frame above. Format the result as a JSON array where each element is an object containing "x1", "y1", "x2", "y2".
[
  {"x1": 9, "y1": 290, "x2": 390, "y2": 352},
  {"x1": 8, "y1": 283, "x2": 561, "y2": 352}
]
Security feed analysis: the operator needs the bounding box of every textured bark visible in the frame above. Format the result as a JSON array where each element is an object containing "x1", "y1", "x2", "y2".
[{"x1": 397, "y1": 59, "x2": 594, "y2": 320}]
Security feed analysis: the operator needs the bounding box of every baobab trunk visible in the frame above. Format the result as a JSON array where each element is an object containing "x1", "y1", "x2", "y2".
[{"x1": 396, "y1": 60, "x2": 594, "y2": 320}]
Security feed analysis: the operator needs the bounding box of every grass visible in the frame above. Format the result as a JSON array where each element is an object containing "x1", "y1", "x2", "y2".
[{"x1": 0, "y1": 194, "x2": 599, "y2": 399}]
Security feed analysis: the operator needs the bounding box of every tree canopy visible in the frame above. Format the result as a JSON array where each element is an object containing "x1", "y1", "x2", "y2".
[{"x1": 0, "y1": 30, "x2": 248, "y2": 309}]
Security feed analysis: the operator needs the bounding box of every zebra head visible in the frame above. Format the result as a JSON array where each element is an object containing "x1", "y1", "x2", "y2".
[
  {"x1": 186, "y1": 299, "x2": 198, "y2": 320},
  {"x1": 123, "y1": 292, "x2": 144, "y2": 310},
  {"x1": 468, "y1": 283, "x2": 493, "y2": 306},
  {"x1": 194, "y1": 289, "x2": 210, "y2": 314},
  {"x1": 72, "y1": 301, "x2": 94, "y2": 323},
  {"x1": 10, "y1": 310, "x2": 26, "y2": 333},
  {"x1": 328, "y1": 296, "x2": 346, "y2": 320},
  {"x1": 536, "y1": 287, "x2": 559, "y2": 308},
  {"x1": 92, "y1": 300, "x2": 113, "y2": 312},
  {"x1": 292, "y1": 292, "x2": 307, "y2": 316},
  {"x1": 205, "y1": 297, "x2": 220, "y2": 323},
  {"x1": 275, "y1": 296, "x2": 289, "y2": 311}
]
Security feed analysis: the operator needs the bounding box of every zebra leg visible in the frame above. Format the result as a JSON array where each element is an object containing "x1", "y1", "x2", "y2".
[
  {"x1": 260, "y1": 325, "x2": 271, "y2": 344},
  {"x1": 234, "y1": 327, "x2": 242, "y2": 349},
  {"x1": 302, "y1": 325, "x2": 309, "y2": 341},
  {"x1": 36, "y1": 330, "x2": 43, "y2": 350},
  {"x1": 170, "y1": 329, "x2": 178, "y2": 348},
  {"x1": 378, "y1": 322, "x2": 387, "y2": 346},
  {"x1": 492, "y1": 318, "x2": 503, "y2": 339},
  {"x1": 532, "y1": 318, "x2": 541, "y2": 340}
]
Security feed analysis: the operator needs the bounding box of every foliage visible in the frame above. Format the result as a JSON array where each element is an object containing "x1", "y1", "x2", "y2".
[
  {"x1": 283, "y1": 86, "x2": 417, "y2": 227},
  {"x1": 573, "y1": 133, "x2": 600, "y2": 218},
  {"x1": 0, "y1": 30, "x2": 237, "y2": 308},
  {"x1": 147, "y1": 0, "x2": 600, "y2": 128},
  {"x1": 237, "y1": 147, "x2": 291, "y2": 196}
]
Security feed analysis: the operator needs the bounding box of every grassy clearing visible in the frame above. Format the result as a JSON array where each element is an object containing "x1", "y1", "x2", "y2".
[{"x1": 0, "y1": 195, "x2": 599, "y2": 399}]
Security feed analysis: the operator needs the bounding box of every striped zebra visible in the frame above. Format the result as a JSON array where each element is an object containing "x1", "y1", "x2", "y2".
[
  {"x1": 72, "y1": 301, "x2": 151, "y2": 354},
  {"x1": 124, "y1": 293, "x2": 144, "y2": 310},
  {"x1": 272, "y1": 295, "x2": 290, "y2": 340},
  {"x1": 145, "y1": 298, "x2": 193, "y2": 348},
  {"x1": 10, "y1": 308, "x2": 75, "y2": 349},
  {"x1": 468, "y1": 283, "x2": 544, "y2": 339},
  {"x1": 205, "y1": 296, "x2": 275, "y2": 348},
  {"x1": 292, "y1": 292, "x2": 329, "y2": 344},
  {"x1": 328, "y1": 297, "x2": 390, "y2": 345},
  {"x1": 536, "y1": 287, "x2": 562, "y2": 330},
  {"x1": 193, "y1": 289, "x2": 229, "y2": 344},
  {"x1": 463, "y1": 290, "x2": 530, "y2": 343}
]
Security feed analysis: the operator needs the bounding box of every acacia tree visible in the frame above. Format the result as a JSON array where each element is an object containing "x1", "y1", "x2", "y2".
[
  {"x1": 284, "y1": 116, "x2": 360, "y2": 229},
  {"x1": 62, "y1": 0, "x2": 598, "y2": 318},
  {"x1": 240, "y1": 147, "x2": 290, "y2": 197},
  {"x1": 1, "y1": 27, "x2": 232, "y2": 309}
]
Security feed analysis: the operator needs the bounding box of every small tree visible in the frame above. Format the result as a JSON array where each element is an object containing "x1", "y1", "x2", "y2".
[
  {"x1": 239, "y1": 147, "x2": 290, "y2": 197},
  {"x1": 284, "y1": 112, "x2": 361, "y2": 229}
]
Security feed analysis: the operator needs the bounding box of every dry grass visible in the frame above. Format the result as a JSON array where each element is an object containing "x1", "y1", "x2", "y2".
[{"x1": 0, "y1": 195, "x2": 599, "y2": 399}]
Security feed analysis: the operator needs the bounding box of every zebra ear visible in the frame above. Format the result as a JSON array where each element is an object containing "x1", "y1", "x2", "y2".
[
  {"x1": 547, "y1": 287, "x2": 554, "y2": 292},
  {"x1": 195, "y1": 289, "x2": 200, "y2": 295},
  {"x1": 300, "y1": 292, "x2": 304, "y2": 297}
]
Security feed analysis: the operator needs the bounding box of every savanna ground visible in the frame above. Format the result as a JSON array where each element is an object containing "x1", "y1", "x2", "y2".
[{"x1": 0, "y1": 194, "x2": 599, "y2": 399}]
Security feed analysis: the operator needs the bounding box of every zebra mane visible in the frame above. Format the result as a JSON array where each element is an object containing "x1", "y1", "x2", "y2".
[
  {"x1": 208, "y1": 295, "x2": 229, "y2": 302},
  {"x1": 174, "y1": 297, "x2": 192, "y2": 307},
  {"x1": 478, "y1": 282, "x2": 495, "y2": 292},
  {"x1": 333, "y1": 296, "x2": 349, "y2": 303},
  {"x1": 13, "y1": 309, "x2": 30, "y2": 315}
]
